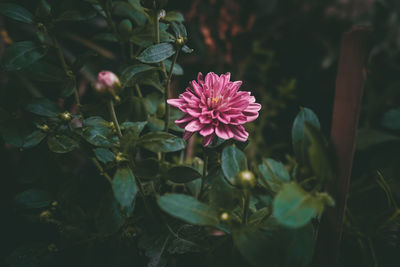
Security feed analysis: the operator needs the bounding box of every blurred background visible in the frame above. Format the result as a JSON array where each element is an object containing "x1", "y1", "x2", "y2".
[{"x1": 1, "y1": 0, "x2": 400, "y2": 266}]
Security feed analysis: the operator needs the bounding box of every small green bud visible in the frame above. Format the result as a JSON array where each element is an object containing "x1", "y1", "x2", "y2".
[
  {"x1": 175, "y1": 36, "x2": 185, "y2": 45},
  {"x1": 47, "y1": 243, "x2": 58, "y2": 252},
  {"x1": 115, "y1": 152, "x2": 127, "y2": 163},
  {"x1": 39, "y1": 124, "x2": 50, "y2": 132},
  {"x1": 220, "y1": 212, "x2": 230, "y2": 222},
  {"x1": 119, "y1": 19, "x2": 133, "y2": 39},
  {"x1": 59, "y1": 111, "x2": 72, "y2": 122},
  {"x1": 156, "y1": 102, "x2": 166, "y2": 117},
  {"x1": 40, "y1": 210, "x2": 51, "y2": 221},
  {"x1": 236, "y1": 170, "x2": 256, "y2": 189}
]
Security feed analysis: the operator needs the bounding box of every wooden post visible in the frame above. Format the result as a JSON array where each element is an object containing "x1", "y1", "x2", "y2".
[{"x1": 314, "y1": 26, "x2": 372, "y2": 266}]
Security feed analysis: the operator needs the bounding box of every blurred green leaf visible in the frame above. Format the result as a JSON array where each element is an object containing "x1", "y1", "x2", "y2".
[
  {"x1": 138, "y1": 132, "x2": 185, "y2": 153},
  {"x1": 24, "y1": 61, "x2": 66, "y2": 82},
  {"x1": 113, "y1": 1, "x2": 146, "y2": 25},
  {"x1": 147, "y1": 116, "x2": 165, "y2": 131},
  {"x1": 164, "y1": 59, "x2": 183, "y2": 75},
  {"x1": 94, "y1": 148, "x2": 115, "y2": 163},
  {"x1": 83, "y1": 116, "x2": 109, "y2": 127},
  {"x1": 47, "y1": 135, "x2": 79, "y2": 153},
  {"x1": 209, "y1": 169, "x2": 242, "y2": 210},
  {"x1": 356, "y1": 128, "x2": 400, "y2": 150},
  {"x1": 112, "y1": 167, "x2": 138, "y2": 208},
  {"x1": 135, "y1": 158, "x2": 159, "y2": 180},
  {"x1": 22, "y1": 130, "x2": 47, "y2": 148},
  {"x1": 137, "y1": 43, "x2": 175, "y2": 63},
  {"x1": 120, "y1": 121, "x2": 147, "y2": 137},
  {"x1": 272, "y1": 182, "x2": 333, "y2": 228},
  {"x1": 26, "y1": 98, "x2": 59, "y2": 117},
  {"x1": 258, "y1": 158, "x2": 291, "y2": 192},
  {"x1": 164, "y1": 11, "x2": 184, "y2": 22},
  {"x1": 169, "y1": 108, "x2": 185, "y2": 132},
  {"x1": 120, "y1": 64, "x2": 157, "y2": 87},
  {"x1": 92, "y1": 33, "x2": 118, "y2": 42},
  {"x1": 221, "y1": 145, "x2": 247, "y2": 180},
  {"x1": 1, "y1": 41, "x2": 47, "y2": 71},
  {"x1": 157, "y1": 194, "x2": 219, "y2": 226},
  {"x1": 0, "y1": 3, "x2": 34, "y2": 24},
  {"x1": 82, "y1": 126, "x2": 117, "y2": 147},
  {"x1": 292, "y1": 107, "x2": 320, "y2": 164},
  {"x1": 131, "y1": 23, "x2": 172, "y2": 47},
  {"x1": 382, "y1": 108, "x2": 400, "y2": 130},
  {"x1": 166, "y1": 165, "x2": 202, "y2": 183},
  {"x1": 15, "y1": 188, "x2": 51, "y2": 209},
  {"x1": 56, "y1": 6, "x2": 96, "y2": 21}
]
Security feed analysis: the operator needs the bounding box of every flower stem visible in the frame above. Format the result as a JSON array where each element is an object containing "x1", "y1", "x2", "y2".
[
  {"x1": 198, "y1": 153, "x2": 208, "y2": 199},
  {"x1": 108, "y1": 100, "x2": 122, "y2": 138},
  {"x1": 91, "y1": 157, "x2": 112, "y2": 184},
  {"x1": 242, "y1": 190, "x2": 250, "y2": 224},
  {"x1": 164, "y1": 49, "x2": 180, "y2": 132}
]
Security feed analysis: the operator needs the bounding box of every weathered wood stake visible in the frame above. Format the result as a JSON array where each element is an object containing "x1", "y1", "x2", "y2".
[{"x1": 314, "y1": 26, "x2": 372, "y2": 266}]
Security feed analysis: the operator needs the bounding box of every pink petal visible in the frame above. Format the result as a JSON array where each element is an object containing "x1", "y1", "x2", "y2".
[
  {"x1": 199, "y1": 124, "x2": 214, "y2": 136},
  {"x1": 199, "y1": 115, "x2": 212, "y2": 124},
  {"x1": 167, "y1": 99, "x2": 185, "y2": 108},
  {"x1": 186, "y1": 108, "x2": 202, "y2": 117},
  {"x1": 202, "y1": 134, "x2": 214, "y2": 146},
  {"x1": 230, "y1": 125, "x2": 249, "y2": 142},
  {"x1": 215, "y1": 124, "x2": 234, "y2": 139},
  {"x1": 217, "y1": 113, "x2": 230, "y2": 124},
  {"x1": 185, "y1": 120, "x2": 204, "y2": 132}
]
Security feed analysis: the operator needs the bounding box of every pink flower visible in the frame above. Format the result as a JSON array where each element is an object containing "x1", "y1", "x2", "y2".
[
  {"x1": 167, "y1": 72, "x2": 261, "y2": 146},
  {"x1": 95, "y1": 71, "x2": 121, "y2": 92}
]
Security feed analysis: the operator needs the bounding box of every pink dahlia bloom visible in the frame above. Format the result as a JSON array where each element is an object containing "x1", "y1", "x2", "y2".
[
  {"x1": 95, "y1": 71, "x2": 121, "y2": 92},
  {"x1": 167, "y1": 72, "x2": 261, "y2": 146}
]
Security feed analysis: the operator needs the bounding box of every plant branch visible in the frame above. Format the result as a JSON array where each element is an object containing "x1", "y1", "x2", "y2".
[
  {"x1": 108, "y1": 100, "x2": 122, "y2": 138},
  {"x1": 164, "y1": 49, "x2": 180, "y2": 132},
  {"x1": 91, "y1": 157, "x2": 112, "y2": 184},
  {"x1": 242, "y1": 190, "x2": 250, "y2": 225}
]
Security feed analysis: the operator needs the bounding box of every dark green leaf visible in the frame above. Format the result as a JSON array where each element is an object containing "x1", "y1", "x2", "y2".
[
  {"x1": 169, "y1": 108, "x2": 185, "y2": 132},
  {"x1": 1, "y1": 120, "x2": 30, "y2": 147},
  {"x1": 57, "y1": 8, "x2": 96, "y2": 21},
  {"x1": 137, "y1": 43, "x2": 175, "y2": 63},
  {"x1": 83, "y1": 116, "x2": 110, "y2": 127},
  {"x1": 130, "y1": 23, "x2": 173, "y2": 47},
  {"x1": 209, "y1": 169, "x2": 243, "y2": 210},
  {"x1": 0, "y1": 3, "x2": 34, "y2": 24},
  {"x1": 382, "y1": 108, "x2": 400, "y2": 130},
  {"x1": 24, "y1": 61, "x2": 66, "y2": 82},
  {"x1": 112, "y1": 167, "x2": 138, "y2": 208},
  {"x1": 138, "y1": 131, "x2": 185, "y2": 153},
  {"x1": 272, "y1": 182, "x2": 333, "y2": 228},
  {"x1": 82, "y1": 126, "x2": 117, "y2": 147},
  {"x1": 170, "y1": 21, "x2": 187, "y2": 38},
  {"x1": 120, "y1": 121, "x2": 147, "y2": 137},
  {"x1": 221, "y1": 145, "x2": 247, "y2": 179},
  {"x1": 26, "y1": 98, "x2": 59, "y2": 117},
  {"x1": 94, "y1": 148, "x2": 115, "y2": 163},
  {"x1": 60, "y1": 78, "x2": 76, "y2": 97},
  {"x1": 113, "y1": 1, "x2": 146, "y2": 25},
  {"x1": 258, "y1": 158, "x2": 290, "y2": 192},
  {"x1": 1, "y1": 41, "x2": 47, "y2": 71},
  {"x1": 15, "y1": 188, "x2": 51, "y2": 209},
  {"x1": 47, "y1": 135, "x2": 79, "y2": 153},
  {"x1": 356, "y1": 128, "x2": 400, "y2": 150},
  {"x1": 135, "y1": 158, "x2": 159, "y2": 180},
  {"x1": 164, "y1": 59, "x2": 183, "y2": 75},
  {"x1": 92, "y1": 33, "x2": 118, "y2": 42},
  {"x1": 120, "y1": 64, "x2": 157, "y2": 87},
  {"x1": 164, "y1": 11, "x2": 184, "y2": 22},
  {"x1": 181, "y1": 45, "x2": 193, "y2": 54},
  {"x1": 292, "y1": 107, "x2": 320, "y2": 164},
  {"x1": 157, "y1": 194, "x2": 219, "y2": 226},
  {"x1": 166, "y1": 165, "x2": 202, "y2": 183},
  {"x1": 304, "y1": 123, "x2": 335, "y2": 183},
  {"x1": 22, "y1": 130, "x2": 47, "y2": 148},
  {"x1": 147, "y1": 116, "x2": 165, "y2": 131}
]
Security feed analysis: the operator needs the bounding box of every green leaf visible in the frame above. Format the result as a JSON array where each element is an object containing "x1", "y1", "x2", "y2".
[
  {"x1": 113, "y1": 1, "x2": 146, "y2": 25},
  {"x1": 292, "y1": 107, "x2": 320, "y2": 164},
  {"x1": 147, "y1": 116, "x2": 165, "y2": 131},
  {"x1": 112, "y1": 167, "x2": 138, "y2": 208},
  {"x1": 120, "y1": 64, "x2": 157, "y2": 87},
  {"x1": 120, "y1": 121, "x2": 147, "y2": 137},
  {"x1": 137, "y1": 43, "x2": 175, "y2": 63},
  {"x1": 221, "y1": 145, "x2": 247, "y2": 179},
  {"x1": 166, "y1": 165, "x2": 202, "y2": 183},
  {"x1": 157, "y1": 194, "x2": 219, "y2": 226},
  {"x1": 56, "y1": 7, "x2": 96, "y2": 21},
  {"x1": 169, "y1": 108, "x2": 185, "y2": 132},
  {"x1": 382, "y1": 108, "x2": 400, "y2": 130},
  {"x1": 130, "y1": 23, "x2": 173, "y2": 47},
  {"x1": 82, "y1": 126, "x2": 117, "y2": 147},
  {"x1": 0, "y1": 3, "x2": 34, "y2": 24},
  {"x1": 272, "y1": 182, "x2": 333, "y2": 228},
  {"x1": 233, "y1": 220, "x2": 315, "y2": 267},
  {"x1": 164, "y1": 11, "x2": 184, "y2": 22},
  {"x1": 26, "y1": 98, "x2": 59, "y2": 117},
  {"x1": 92, "y1": 32, "x2": 118, "y2": 42},
  {"x1": 60, "y1": 78, "x2": 76, "y2": 97},
  {"x1": 24, "y1": 61, "x2": 66, "y2": 82},
  {"x1": 356, "y1": 128, "x2": 400, "y2": 150},
  {"x1": 1, "y1": 41, "x2": 47, "y2": 71},
  {"x1": 181, "y1": 45, "x2": 193, "y2": 54},
  {"x1": 164, "y1": 59, "x2": 183, "y2": 75},
  {"x1": 47, "y1": 135, "x2": 79, "y2": 153},
  {"x1": 258, "y1": 158, "x2": 290, "y2": 192},
  {"x1": 1, "y1": 120, "x2": 30, "y2": 147},
  {"x1": 83, "y1": 116, "x2": 109, "y2": 127},
  {"x1": 304, "y1": 123, "x2": 335, "y2": 183},
  {"x1": 170, "y1": 21, "x2": 187, "y2": 38},
  {"x1": 209, "y1": 169, "x2": 243, "y2": 210},
  {"x1": 15, "y1": 188, "x2": 51, "y2": 209},
  {"x1": 135, "y1": 158, "x2": 160, "y2": 180},
  {"x1": 138, "y1": 131, "x2": 185, "y2": 153},
  {"x1": 94, "y1": 148, "x2": 115, "y2": 163},
  {"x1": 22, "y1": 130, "x2": 47, "y2": 148}
]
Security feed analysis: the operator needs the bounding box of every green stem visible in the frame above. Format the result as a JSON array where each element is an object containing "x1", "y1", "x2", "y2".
[
  {"x1": 164, "y1": 49, "x2": 180, "y2": 132},
  {"x1": 154, "y1": 10, "x2": 160, "y2": 44},
  {"x1": 242, "y1": 190, "x2": 250, "y2": 224},
  {"x1": 108, "y1": 100, "x2": 122, "y2": 138},
  {"x1": 135, "y1": 84, "x2": 143, "y2": 98},
  {"x1": 198, "y1": 153, "x2": 208, "y2": 199},
  {"x1": 91, "y1": 157, "x2": 112, "y2": 184}
]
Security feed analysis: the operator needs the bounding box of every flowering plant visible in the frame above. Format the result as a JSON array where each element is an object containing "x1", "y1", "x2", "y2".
[{"x1": 0, "y1": 1, "x2": 336, "y2": 266}]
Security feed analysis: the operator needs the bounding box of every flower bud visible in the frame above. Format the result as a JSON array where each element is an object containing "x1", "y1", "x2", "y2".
[
  {"x1": 59, "y1": 111, "x2": 72, "y2": 122},
  {"x1": 236, "y1": 170, "x2": 256, "y2": 189},
  {"x1": 156, "y1": 102, "x2": 166, "y2": 117},
  {"x1": 158, "y1": 9, "x2": 166, "y2": 20},
  {"x1": 115, "y1": 152, "x2": 127, "y2": 163},
  {"x1": 39, "y1": 124, "x2": 50, "y2": 132},
  {"x1": 119, "y1": 19, "x2": 133, "y2": 39},
  {"x1": 220, "y1": 212, "x2": 230, "y2": 222},
  {"x1": 95, "y1": 71, "x2": 121, "y2": 93},
  {"x1": 40, "y1": 210, "x2": 51, "y2": 221},
  {"x1": 175, "y1": 36, "x2": 185, "y2": 46}
]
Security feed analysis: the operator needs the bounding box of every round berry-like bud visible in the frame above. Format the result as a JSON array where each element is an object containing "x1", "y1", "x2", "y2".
[
  {"x1": 39, "y1": 124, "x2": 50, "y2": 132},
  {"x1": 40, "y1": 210, "x2": 51, "y2": 221},
  {"x1": 220, "y1": 212, "x2": 229, "y2": 222},
  {"x1": 236, "y1": 170, "x2": 256, "y2": 189},
  {"x1": 119, "y1": 19, "x2": 133, "y2": 39},
  {"x1": 47, "y1": 243, "x2": 58, "y2": 252},
  {"x1": 156, "y1": 102, "x2": 166, "y2": 117},
  {"x1": 59, "y1": 111, "x2": 72, "y2": 122},
  {"x1": 115, "y1": 152, "x2": 127, "y2": 163},
  {"x1": 176, "y1": 36, "x2": 185, "y2": 45}
]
